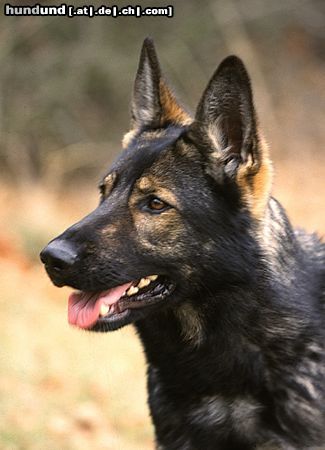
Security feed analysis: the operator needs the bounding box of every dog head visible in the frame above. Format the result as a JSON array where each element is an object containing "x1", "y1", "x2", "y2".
[{"x1": 40, "y1": 38, "x2": 272, "y2": 332}]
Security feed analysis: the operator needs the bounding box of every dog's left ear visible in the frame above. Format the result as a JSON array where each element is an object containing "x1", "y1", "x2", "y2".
[
  {"x1": 192, "y1": 55, "x2": 260, "y2": 181},
  {"x1": 191, "y1": 56, "x2": 272, "y2": 217},
  {"x1": 123, "y1": 38, "x2": 190, "y2": 147}
]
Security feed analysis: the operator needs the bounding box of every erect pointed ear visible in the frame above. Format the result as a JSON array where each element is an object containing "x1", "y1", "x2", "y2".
[
  {"x1": 191, "y1": 56, "x2": 272, "y2": 217},
  {"x1": 131, "y1": 37, "x2": 162, "y2": 129},
  {"x1": 192, "y1": 55, "x2": 259, "y2": 180},
  {"x1": 123, "y1": 38, "x2": 190, "y2": 146}
]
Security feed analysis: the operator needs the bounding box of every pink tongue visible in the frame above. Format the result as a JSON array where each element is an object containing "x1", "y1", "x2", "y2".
[{"x1": 68, "y1": 282, "x2": 132, "y2": 329}]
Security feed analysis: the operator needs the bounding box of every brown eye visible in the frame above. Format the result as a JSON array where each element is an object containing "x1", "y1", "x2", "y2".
[{"x1": 148, "y1": 197, "x2": 168, "y2": 212}]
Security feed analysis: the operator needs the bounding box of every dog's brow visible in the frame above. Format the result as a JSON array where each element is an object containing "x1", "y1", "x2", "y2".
[
  {"x1": 99, "y1": 171, "x2": 117, "y2": 196},
  {"x1": 137, "y1": 177, "x2": 154, "y2": 193}
]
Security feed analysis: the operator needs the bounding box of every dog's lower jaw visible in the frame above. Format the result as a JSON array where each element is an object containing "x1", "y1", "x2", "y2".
[{"x1": 66, "y1": 276, "x2": 176, "y2": 332}]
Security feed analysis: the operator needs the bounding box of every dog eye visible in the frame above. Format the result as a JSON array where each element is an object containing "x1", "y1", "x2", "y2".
[{"x1": 147, "y1": 197, "x2": 169, "y2": 213}]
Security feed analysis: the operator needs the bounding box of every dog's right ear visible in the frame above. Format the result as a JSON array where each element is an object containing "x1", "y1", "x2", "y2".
[
  {"x1": 123, "y1": 38, "x2": 190, "y2": 146},
  {"x1": 131, "y1": 37, "x2": 162, "y2": 129}
]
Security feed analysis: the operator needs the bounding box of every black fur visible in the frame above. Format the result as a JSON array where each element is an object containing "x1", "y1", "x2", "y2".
[{"x1": 41, "y1": 38, "x2": 325, "y2": 449}]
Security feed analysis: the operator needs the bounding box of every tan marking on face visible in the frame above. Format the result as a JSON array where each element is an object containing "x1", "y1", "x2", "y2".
[
  {"x1": 101, "y1": 171, "x2": 117, "y2": 197},
  {"x1": 155, "y1": 187, "x2": 178, "y2": 208},
  {"x1": 137, "y1": 176, "x2": 154, "y2": 192},
  {"x1": 175, "y1": 304, "x2": 203, "y2": 347},
  {"x1": 135, "y1": 176, "x2": 179, "y2": 208},
  {"x1": 159, "y1": 80, "x2": 192, "y2": 126},
  {"x1": 129, "y1": 178, "x2": 183, "y2": 253},
  {"x1": 132, "y1": 210, "x2": 184, "y2": 253},
  {"x1": 236, "y1": 136, "x2": 273, "y2": 220},
  {"x1": 100, "y1": 224, "x2": 117, "y2": 237}
]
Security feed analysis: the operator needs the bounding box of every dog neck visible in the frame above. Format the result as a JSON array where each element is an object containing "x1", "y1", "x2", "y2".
[{"x1": 135, "y1": 200, "x2": 323, "y2": 399}]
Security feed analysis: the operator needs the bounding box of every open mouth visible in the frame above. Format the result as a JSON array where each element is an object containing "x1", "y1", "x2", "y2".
[{"x1": 68, "y1": 275, "x2": 175, "y2": 330}]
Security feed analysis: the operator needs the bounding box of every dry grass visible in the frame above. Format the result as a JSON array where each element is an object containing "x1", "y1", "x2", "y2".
[
  {"x1": 0, "y1": 156, "x2": 323, "y2": 449},
  {"x1": 273, "y1": 158, "x2": 325, "y2": 234}
]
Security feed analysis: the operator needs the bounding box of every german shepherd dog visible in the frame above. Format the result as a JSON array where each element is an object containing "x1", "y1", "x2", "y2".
[{"x1": 40, "y1": 38, "x2": 325, "y2": 449}]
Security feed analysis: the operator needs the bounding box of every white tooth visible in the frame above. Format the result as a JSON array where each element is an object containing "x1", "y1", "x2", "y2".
[
  {"x1": 138, "y1": 278, "x2": 151, "y2": 289},
  {"x1": 126, "y1": 286, "x2": 139, "y2": 296},
  {"x1": 100, "y1": 304, "x2": 110, "y2": 317},
  {"x1": 148, "y1": 275, "x2": 158, "y2": 281}
]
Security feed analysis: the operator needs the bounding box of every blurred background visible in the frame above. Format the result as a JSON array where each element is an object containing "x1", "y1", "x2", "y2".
[{"x1": 0, "y1": 0, "x2": 324, "y2": 449}]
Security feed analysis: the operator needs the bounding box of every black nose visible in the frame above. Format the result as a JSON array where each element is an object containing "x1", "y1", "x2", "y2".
[{"x1": 40, "y1": 239, "x2": 78, "y2": 271}]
